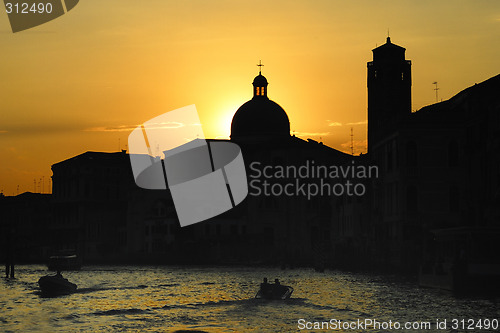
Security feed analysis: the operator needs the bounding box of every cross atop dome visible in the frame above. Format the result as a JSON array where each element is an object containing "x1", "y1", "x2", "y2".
[{"x1": 257, "y1": 60, "x2": 264, "y2": 74}]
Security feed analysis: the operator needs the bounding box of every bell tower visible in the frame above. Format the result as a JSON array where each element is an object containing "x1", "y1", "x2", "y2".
[
  {"x1": 253, "y1": 60, "x2": 268, "y2": 98},
  {"x1": 367, "y1": 37, "x2": 411, "y2": 152}
]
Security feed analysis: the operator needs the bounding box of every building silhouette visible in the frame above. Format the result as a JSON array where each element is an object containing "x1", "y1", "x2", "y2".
[
  {"x1": 334, "y1": 37, "x2": 500, "y2": 277},
  {"x1": 0, "y1": 192, "x2": 52, "y2": 265},
  {"x1": 50, "y1": 151, "x2": 133, "y2": 262},
  {"x1": 1, "y1": 38, "x2": 499, "y2": 279},
  {"x1": 367, "y1": 36, "x2": 412, "y2": 151}
]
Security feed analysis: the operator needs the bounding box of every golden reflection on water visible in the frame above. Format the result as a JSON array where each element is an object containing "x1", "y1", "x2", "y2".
[{"x1": 1, "y1": 265, "x2": 498, "y2": 332}]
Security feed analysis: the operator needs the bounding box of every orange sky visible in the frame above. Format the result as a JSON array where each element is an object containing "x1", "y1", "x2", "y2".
[{"x1": 0, "y1": 0, "x2": 499, "y2": 195}]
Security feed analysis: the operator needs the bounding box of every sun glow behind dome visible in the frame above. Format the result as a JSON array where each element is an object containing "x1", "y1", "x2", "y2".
[{"x1": 1, "y1": 0, "x2": 499, "y2": 194}]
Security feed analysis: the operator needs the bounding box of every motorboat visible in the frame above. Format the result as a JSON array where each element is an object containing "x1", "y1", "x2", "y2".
[
  {"x1": 255, "y1": 280, "x2": 293, "y2": 300},
  {"x1": 38, "y1": 274, "x2": 77, "y2": 295}
]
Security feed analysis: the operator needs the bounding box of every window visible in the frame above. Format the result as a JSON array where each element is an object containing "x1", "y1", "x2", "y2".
[
  {"x1": 406, "y1": 141, "x2": 418, "y2": 166},
  {"x1": 449, "y1": 184, "x2": 459, "y2": 212},
  {"x1": 394, "y1": 182, "x2": 399, "y2": 215},
  {"x1": 448, "y1": 140, "x2": 459, "y2": 167},
  {"x1": 386, "y1": 183, "x2": 393, "y2": 215},
  {"x1": 230, "y1": 225, "x2": 238, "y2": 235},
  {"x1": 153, "y1": 202, "x2": 166, "y2": 217},
  {"x1": 386, "y1": 142, "x2": 393, "y2": 172},
  {"x1": 407, "y1": 185, "x2": 418, "y2": 213}
]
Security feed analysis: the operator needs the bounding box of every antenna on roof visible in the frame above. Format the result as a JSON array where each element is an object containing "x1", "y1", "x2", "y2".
[
  {"x1": 350, "y1": 127, "x2": 354, "y2": 156},
  {"x1": 433, "y1": 81, "x2": 439, "y2": 102},
  {"x1": 155, "y1": 143, "x2": 160, "y2": 157}
]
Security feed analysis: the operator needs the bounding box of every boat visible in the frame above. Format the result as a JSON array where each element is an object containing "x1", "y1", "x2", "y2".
[
  {"x1": 38, "y1": 274, "x2": 77, "y2": 295},
  {"x1": 47, "y1": 254, "x2": 81, "y2": 271},
  {"x1": 255, "y1": 280, "x2": 294, "y2": 300}
]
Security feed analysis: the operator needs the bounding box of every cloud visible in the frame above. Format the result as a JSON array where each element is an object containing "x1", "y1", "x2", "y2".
[
  {"x1": 326, "y1": 120, "x2": 367, "y2": 127},
  {"x1": 346, "y1": 120, "x2": 367, "y2": 126},
  {"x1": 0, "y1": 147, "x2": 28, "y2": 161},
  {"x1": 5, "y1": 166, "x2": 37, "y2": 176},
  {"x1": 146, "y1": 121, "x2": 186, "y2": 129},
  {"x1": 85, "y1": 125, "x2": 138, "y2": 132},
  {"x1": 85, "y1": 121, "x2": 199, "y2": 132},
  {"x1": 0, "y1": 124, "x2": 87, "y2": 135},
  {"x1": 293, "y1": 131, "x2": 331, "y2": 138}
]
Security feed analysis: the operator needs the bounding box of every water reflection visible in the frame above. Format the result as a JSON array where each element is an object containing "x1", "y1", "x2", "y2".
[{"x1": 1, "y1": 265, "x2": 498, "y2": 332}]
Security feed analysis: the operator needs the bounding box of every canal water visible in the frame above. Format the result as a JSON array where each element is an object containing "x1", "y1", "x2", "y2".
[{"x1": 1, "y1": 265, "x2": 498, "y2": 332}]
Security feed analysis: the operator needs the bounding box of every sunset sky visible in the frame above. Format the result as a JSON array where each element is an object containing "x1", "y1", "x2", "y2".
[{"x1": 0, "y1": 0, "x2": 499, "y2": 195}]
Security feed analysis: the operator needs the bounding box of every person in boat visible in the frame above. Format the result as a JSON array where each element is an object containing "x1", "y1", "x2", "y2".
[
  {"x1": 55, "y1": 270, "x2": 63, "y2": 278},
  {"x1": 273, "y1": 278, "x2": 288, "y2": 298},
  {"x1": 260, "y1": 278, "x2": 270, "y2": 295}
]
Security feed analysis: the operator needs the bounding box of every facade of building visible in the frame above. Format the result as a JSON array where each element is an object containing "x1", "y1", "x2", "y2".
[
  {"x1": 0, "y1": 192, "x2": 52, "y2": 264},
  {"x1": 51, "y1": 151, "x2": 133, "y2": 262},
  {"x1": 334, "y1": 37, "x2": 500, "y2": 274}
]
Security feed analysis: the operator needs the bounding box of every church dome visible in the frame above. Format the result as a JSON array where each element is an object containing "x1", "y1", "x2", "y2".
[{"x1": 231, "y1": 72, "x2": 290, "y2": 140}]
